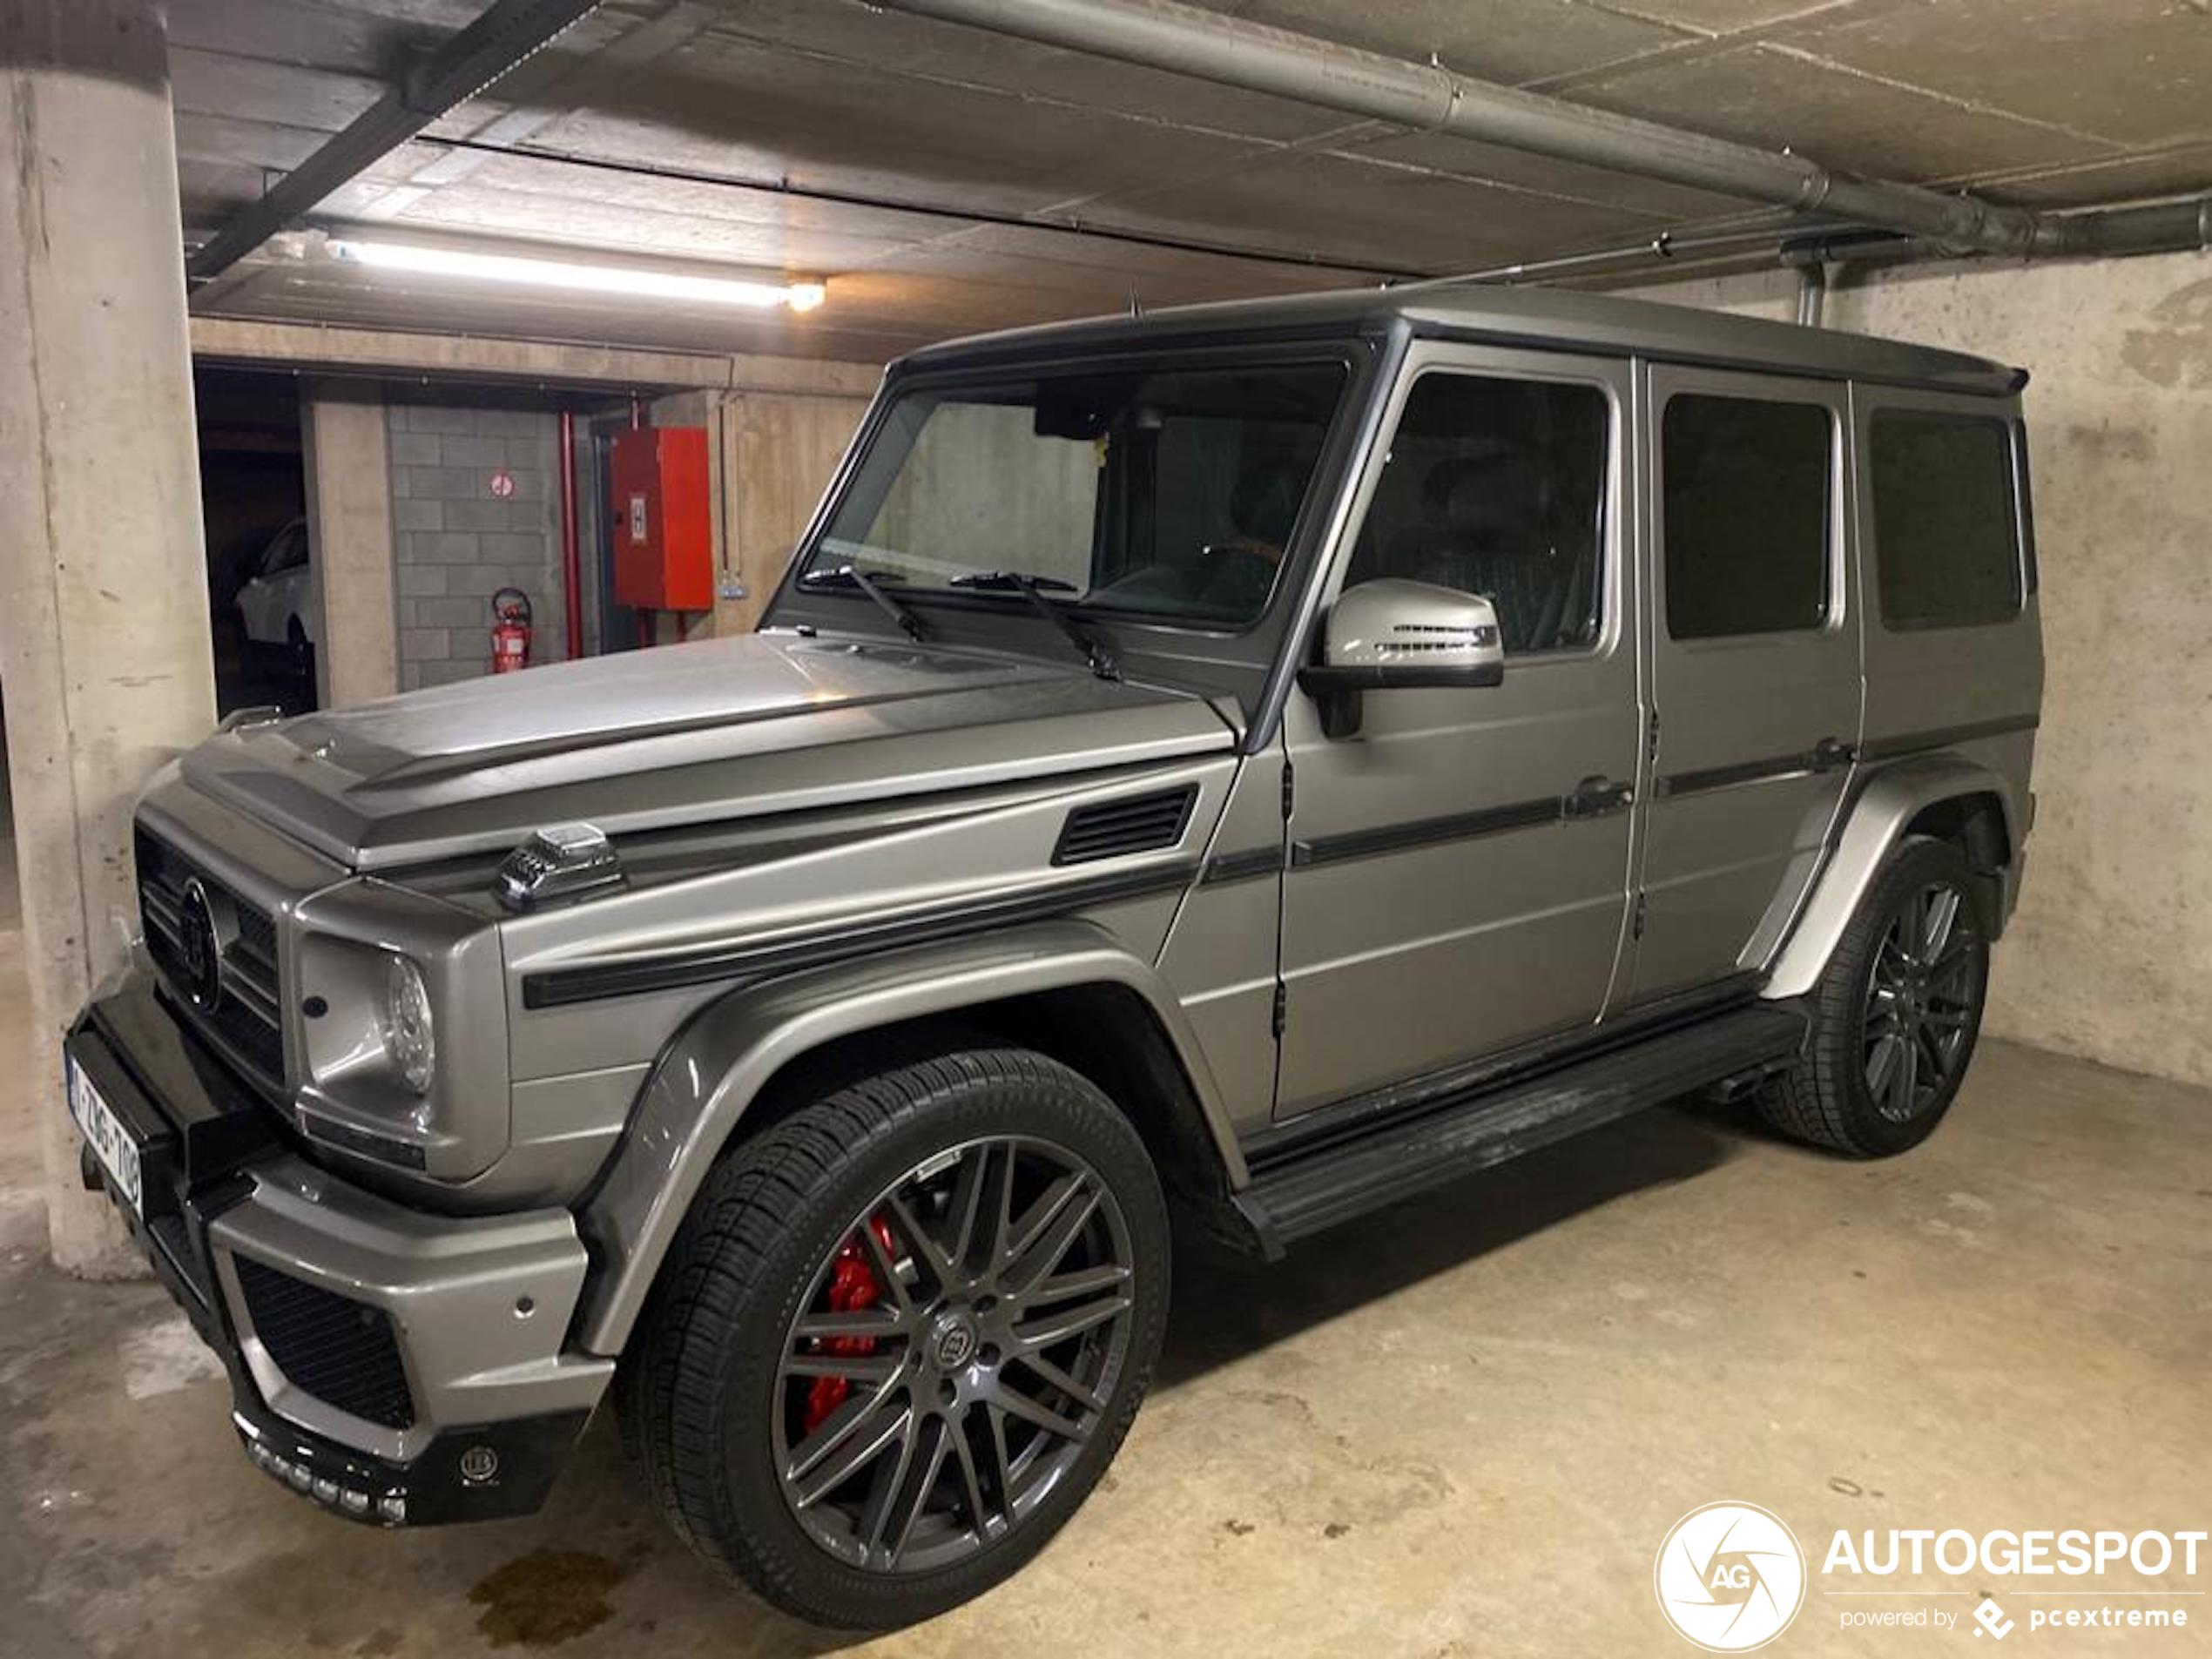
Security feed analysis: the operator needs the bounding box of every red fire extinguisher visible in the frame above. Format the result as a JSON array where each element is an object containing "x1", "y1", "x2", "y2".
[{"x1": 491, "y1": 587, "x2": 532, "y2": 674}]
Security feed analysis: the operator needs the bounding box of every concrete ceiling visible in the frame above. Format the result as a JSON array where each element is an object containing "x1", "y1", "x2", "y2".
[{"x1": 173, "y1": 0, "x2": 2212, "y2": 364}]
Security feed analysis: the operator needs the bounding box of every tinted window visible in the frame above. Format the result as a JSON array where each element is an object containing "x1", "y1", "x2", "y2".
[
  {"x1": 1662, "y1": 395, "x2": 1830, "y2": 638},
  {"x1": 808, "y1": 363, "x2": 1345, "y2": 626},
  {"x1": 1870, "y1": 412, "x2": 2021, "y2": 629},
  {"x1": 260, "y1": 521, "x2": 308, "y2": 576},
  {"x1": 1345, "y1": 373, "x2": 1608, "y2": 654}
]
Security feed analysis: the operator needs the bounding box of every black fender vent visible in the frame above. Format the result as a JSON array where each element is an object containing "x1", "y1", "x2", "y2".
[
  {"x1": 233, "y1": 1256, "x2": 415, "y2": 1430},
  {"x1": 1052, "y1": 786, "x2": 1198, "y2": 866}
]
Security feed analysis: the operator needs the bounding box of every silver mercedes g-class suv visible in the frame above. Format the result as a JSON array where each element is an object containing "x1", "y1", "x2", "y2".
[{"x1": 65, "y1": 282, "x2": 2040, "y2": 1628}]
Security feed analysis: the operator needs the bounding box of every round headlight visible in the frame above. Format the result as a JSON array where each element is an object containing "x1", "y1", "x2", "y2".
[{"x1": 382, "y1": 954, "x2": 435, "y2": 1095}]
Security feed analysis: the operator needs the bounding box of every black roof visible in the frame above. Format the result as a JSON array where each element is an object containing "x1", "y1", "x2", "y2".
[{"x1": 900, "y1": 280, "x2": 2027, "y2": 398}]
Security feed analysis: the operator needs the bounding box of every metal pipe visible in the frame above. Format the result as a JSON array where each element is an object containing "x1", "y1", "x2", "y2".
[
  {"x1": 1434, "y1": 220, "x2": 1808, "y2": 287},
  {"x1": 1796, "y1": 262, "x2": 1827, "y2": 327},
  {"x1": 187, "y1": 0, "x2": 603, "y2": 282},
  {"x1": 557, "y1": 408, "x2": 583, "y2": 661},
  {"x1": 2038, "y1": 193, "x2": 2212, "y2": 257},
  {"x1": 873, "y1": 0, "x2": 2084, "y2": 258}
]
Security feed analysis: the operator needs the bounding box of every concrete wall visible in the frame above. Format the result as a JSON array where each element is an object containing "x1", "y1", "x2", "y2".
[
  {"x1": 387, "y1": 398, "x2": 568, "y2": 688},
  {"x1": 1628, "y1": 250, "x2": 2212, "y2": 1086}
]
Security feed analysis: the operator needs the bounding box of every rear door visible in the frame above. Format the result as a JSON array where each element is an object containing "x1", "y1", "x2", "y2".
[
  {"x1": 1628, "y1": 365, "x2": 1862, "y2": 1003},
  {"x1": 1274, "y1": 343, "x2": 1639, "y2": 1117}
]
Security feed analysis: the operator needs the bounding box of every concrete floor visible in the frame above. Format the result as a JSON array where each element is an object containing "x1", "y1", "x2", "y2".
[{"x1": 3, "y1": 894, "x2": 2206, "y2": 1656}]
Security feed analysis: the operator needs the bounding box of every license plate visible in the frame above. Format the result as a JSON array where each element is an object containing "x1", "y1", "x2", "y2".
[{"x1": 67, "y1": 1057, "x2": 143, "y2": 1218}]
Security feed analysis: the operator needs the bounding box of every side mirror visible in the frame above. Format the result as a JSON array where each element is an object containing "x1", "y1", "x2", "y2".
[{"x1": 1297, "y1": 578, "x2": 1504, "y2": 738}]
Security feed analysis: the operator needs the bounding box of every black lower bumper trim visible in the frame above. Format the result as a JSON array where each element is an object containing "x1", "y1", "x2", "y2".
[
  {"x1": 233, "y1": 1400, "x2": 590, "y2": 1527},
  {"x1": 65, "y1": 978, "x2": 590, "y2": 1529}
]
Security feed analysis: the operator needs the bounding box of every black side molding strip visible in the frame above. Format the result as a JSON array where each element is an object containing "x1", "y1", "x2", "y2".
[
  {"x1": 1658, "y1": 737, "x2": 1855, "y2": 799},
  {"x1": 1657, "y1": 716, "x2": 2035, "y2": 799},
  {"x1": 1291, "y1": 793, "x2": 1577, "y2": 868},
  {"x1": 523, "y1": 861, "x2": 1200, "y2": 1008},
  {"x1": 1858, "y1": 714, "x2": 2039, "y2": 762},
  {"x1": 1198, "y1": 845, "x2": 1285, "y2": 886}
]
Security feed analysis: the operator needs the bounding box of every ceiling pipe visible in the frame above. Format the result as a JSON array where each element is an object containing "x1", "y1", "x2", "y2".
[
  {"x1": 188, "y1": 0, "x2": 604, "y2": 284},
  {"x1": 878, "y1": 0, "x2": 2208, "y2": 265},
  {"x1": 1420, "y1": 219, "x2": 1814, "y2": 287},
  {"x1": 1794, "y1": 261, "x2": 1828, "y2": 327}
]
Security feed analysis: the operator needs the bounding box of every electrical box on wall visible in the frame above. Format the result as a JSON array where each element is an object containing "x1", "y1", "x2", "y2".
[{"x1": 610, "y1": 426, "x2": 712, "y2": 612}]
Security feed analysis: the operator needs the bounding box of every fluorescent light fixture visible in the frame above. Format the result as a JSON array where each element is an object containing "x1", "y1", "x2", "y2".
[{"x1": 326, "y1": 237, "x2": 826, "y2": 311}]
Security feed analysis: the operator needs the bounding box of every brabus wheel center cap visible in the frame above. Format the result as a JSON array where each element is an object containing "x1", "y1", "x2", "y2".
[{"x1": 928, "y1": 1310, "x2": 980, "y2": 1371}]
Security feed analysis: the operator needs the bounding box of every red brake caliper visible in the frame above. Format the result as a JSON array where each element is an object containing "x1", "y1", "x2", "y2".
[{"x1": 801, "y1": 1215, "x2": 895, "y2": 1434}]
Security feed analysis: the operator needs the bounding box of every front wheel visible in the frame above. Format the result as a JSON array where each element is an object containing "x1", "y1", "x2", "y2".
[
  {"x1": 618, "y1": 1043, "x2": 1170, "y2": 1628},
  {"x1": 1758, "y1": 836, "x2": 1991, "y2": 1157}
]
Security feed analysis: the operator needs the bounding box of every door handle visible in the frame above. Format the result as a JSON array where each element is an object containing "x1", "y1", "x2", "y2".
[
  {"x1": 1810, "y1": 736, "x2": 1858, "y2": 772},
  {"x1": 1562, "y1": 775, "x2": 1635, "y2": 819}
]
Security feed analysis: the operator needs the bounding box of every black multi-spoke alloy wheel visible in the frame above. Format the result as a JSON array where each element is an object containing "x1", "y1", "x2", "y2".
[
  {"x1": 1757, "y1": 836, "x2": 1991, "y2": 1157},
  {"x1": 618, "y1": 1044, "x2": 1170, "y2": 1628}
]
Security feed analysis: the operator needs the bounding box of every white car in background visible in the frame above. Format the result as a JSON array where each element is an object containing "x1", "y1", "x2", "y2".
[{"x1": 234, "y1": 517, "x2": 317, "y2": 703}]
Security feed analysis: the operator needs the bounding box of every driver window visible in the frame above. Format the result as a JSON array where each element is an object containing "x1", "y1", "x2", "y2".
[{"x1": 1345, "y1": 372, "x2": 1608, "y2": 654}]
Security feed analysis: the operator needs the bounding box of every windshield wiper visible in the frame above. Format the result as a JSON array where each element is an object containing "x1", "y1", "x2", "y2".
[
  {"x1": 950, "y1": 570, "x2": 1121, "y2": 681},
  {"x1": 797, "y1": 563, "x2": 928, "y2": 642}
]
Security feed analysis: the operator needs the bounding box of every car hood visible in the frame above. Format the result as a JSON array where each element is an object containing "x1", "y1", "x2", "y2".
[{"x1": 182, "y1": 631, "x2": 1238, "y2": 871}]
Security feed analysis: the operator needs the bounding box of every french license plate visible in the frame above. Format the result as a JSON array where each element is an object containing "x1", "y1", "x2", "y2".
[{"x1": 66, "y1": 1057, "x2": 143, "y2": 1218}]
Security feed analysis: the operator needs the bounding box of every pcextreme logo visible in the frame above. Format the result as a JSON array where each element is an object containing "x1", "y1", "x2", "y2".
[{"x1": 1655, "y1": 1501, "x2": 1810, "y2": 1652}]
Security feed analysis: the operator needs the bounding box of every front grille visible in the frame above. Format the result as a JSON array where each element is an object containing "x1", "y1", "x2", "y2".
[
  {"x1": 233, "y1": 1256, "x2": 415, "y2": 1431},
  {"x1": 135, "y1": 824, "x2": 285, "y2": 1095}
]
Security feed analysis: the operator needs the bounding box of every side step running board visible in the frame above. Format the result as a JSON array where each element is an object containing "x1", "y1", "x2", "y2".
[{"x1": 1233, "y1": 1003, "x2": 1807, "y2": 1257}]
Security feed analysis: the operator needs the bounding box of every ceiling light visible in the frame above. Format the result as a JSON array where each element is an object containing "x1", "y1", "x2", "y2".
[{"x1": 325, "y1": 237, "x2": 827, "y2": 311}]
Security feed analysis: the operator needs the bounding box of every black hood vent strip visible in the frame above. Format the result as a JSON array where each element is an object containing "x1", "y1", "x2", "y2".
[{"x1": 1052, "y1": 786, "x2": 1199, "y2": 867}]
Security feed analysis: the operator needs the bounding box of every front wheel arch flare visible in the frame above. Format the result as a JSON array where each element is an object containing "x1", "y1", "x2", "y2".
[{"x1": 573, "y1": 921, "x2": 1239, "y2": 1356}]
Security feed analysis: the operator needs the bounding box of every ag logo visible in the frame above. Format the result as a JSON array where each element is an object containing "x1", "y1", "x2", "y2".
[{"x1": 1654, "y1": 1501, "x2": 1807, "y2": 1652}]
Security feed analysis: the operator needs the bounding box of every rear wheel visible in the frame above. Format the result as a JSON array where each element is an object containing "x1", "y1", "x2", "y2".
[
  {"x1": 1758, "y1": 836, "x2": 1990, "y2": 1156},
  {"x1": 619, "y1": 1044, "x2": 1170, "y2": 1628}
]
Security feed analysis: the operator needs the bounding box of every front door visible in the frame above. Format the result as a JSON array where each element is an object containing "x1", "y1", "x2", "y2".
[
  {"x1": 1628, "y1": 365, "x2": 1862, "y2": 1003},
  {"x1": 1275, "y1": 344, "x2": 1640, "y2": 1117}
]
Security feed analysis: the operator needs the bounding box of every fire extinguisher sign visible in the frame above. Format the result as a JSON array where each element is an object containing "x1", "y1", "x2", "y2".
[{"x1": 627, "y1": 492, "x2": 649, "y2": 545}]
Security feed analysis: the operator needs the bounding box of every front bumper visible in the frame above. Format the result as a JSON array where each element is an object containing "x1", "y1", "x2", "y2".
[{"x1": 66, "y1": 974, "x2": 614, "y2": 1526}]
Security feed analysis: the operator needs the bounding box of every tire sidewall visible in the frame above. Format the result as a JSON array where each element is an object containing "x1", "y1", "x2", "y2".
[{"x1": 693, "y1": 1055, "x2": 1170, "y2": 1626}]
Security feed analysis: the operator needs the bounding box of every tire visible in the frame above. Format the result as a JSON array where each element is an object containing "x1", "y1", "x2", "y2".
[
  {"x1": 1757, "y1": 836, "x2": 1991, "y2": 1157},
  {"x1": 617, "y1": 1043, "x2": 1171, "y2": 1629}
]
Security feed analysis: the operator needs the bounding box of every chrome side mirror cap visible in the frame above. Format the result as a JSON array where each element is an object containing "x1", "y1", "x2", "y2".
[{"x1": 1298, "y1": 579, "x2": 1504, "y2": 738}]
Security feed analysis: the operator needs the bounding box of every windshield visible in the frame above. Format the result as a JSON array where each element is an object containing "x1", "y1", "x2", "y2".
[{"x1": 801, "y1": 361, "x2": 1348, "y2": 627}]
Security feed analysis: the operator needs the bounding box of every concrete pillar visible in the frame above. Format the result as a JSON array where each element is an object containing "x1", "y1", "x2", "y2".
[
  {"x1": 0, "y1": 1, "x2": 216, "y2": 1274},
  {"x1": 301, "y1": 381, "x2": 401, "y2": 706}
]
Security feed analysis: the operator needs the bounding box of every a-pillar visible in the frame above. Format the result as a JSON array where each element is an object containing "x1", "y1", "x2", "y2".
[{"x1": 0, "y1": 1, "x2": 218, "y2": 1272}]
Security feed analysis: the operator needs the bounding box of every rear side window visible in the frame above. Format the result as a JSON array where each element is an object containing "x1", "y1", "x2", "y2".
[
  {"x1": 1870, "y1": 412, "x2": 2022, "y2": 629},
  {"x1": 1662, "y1": 394, "x2": 1831, "y2": 639}
]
